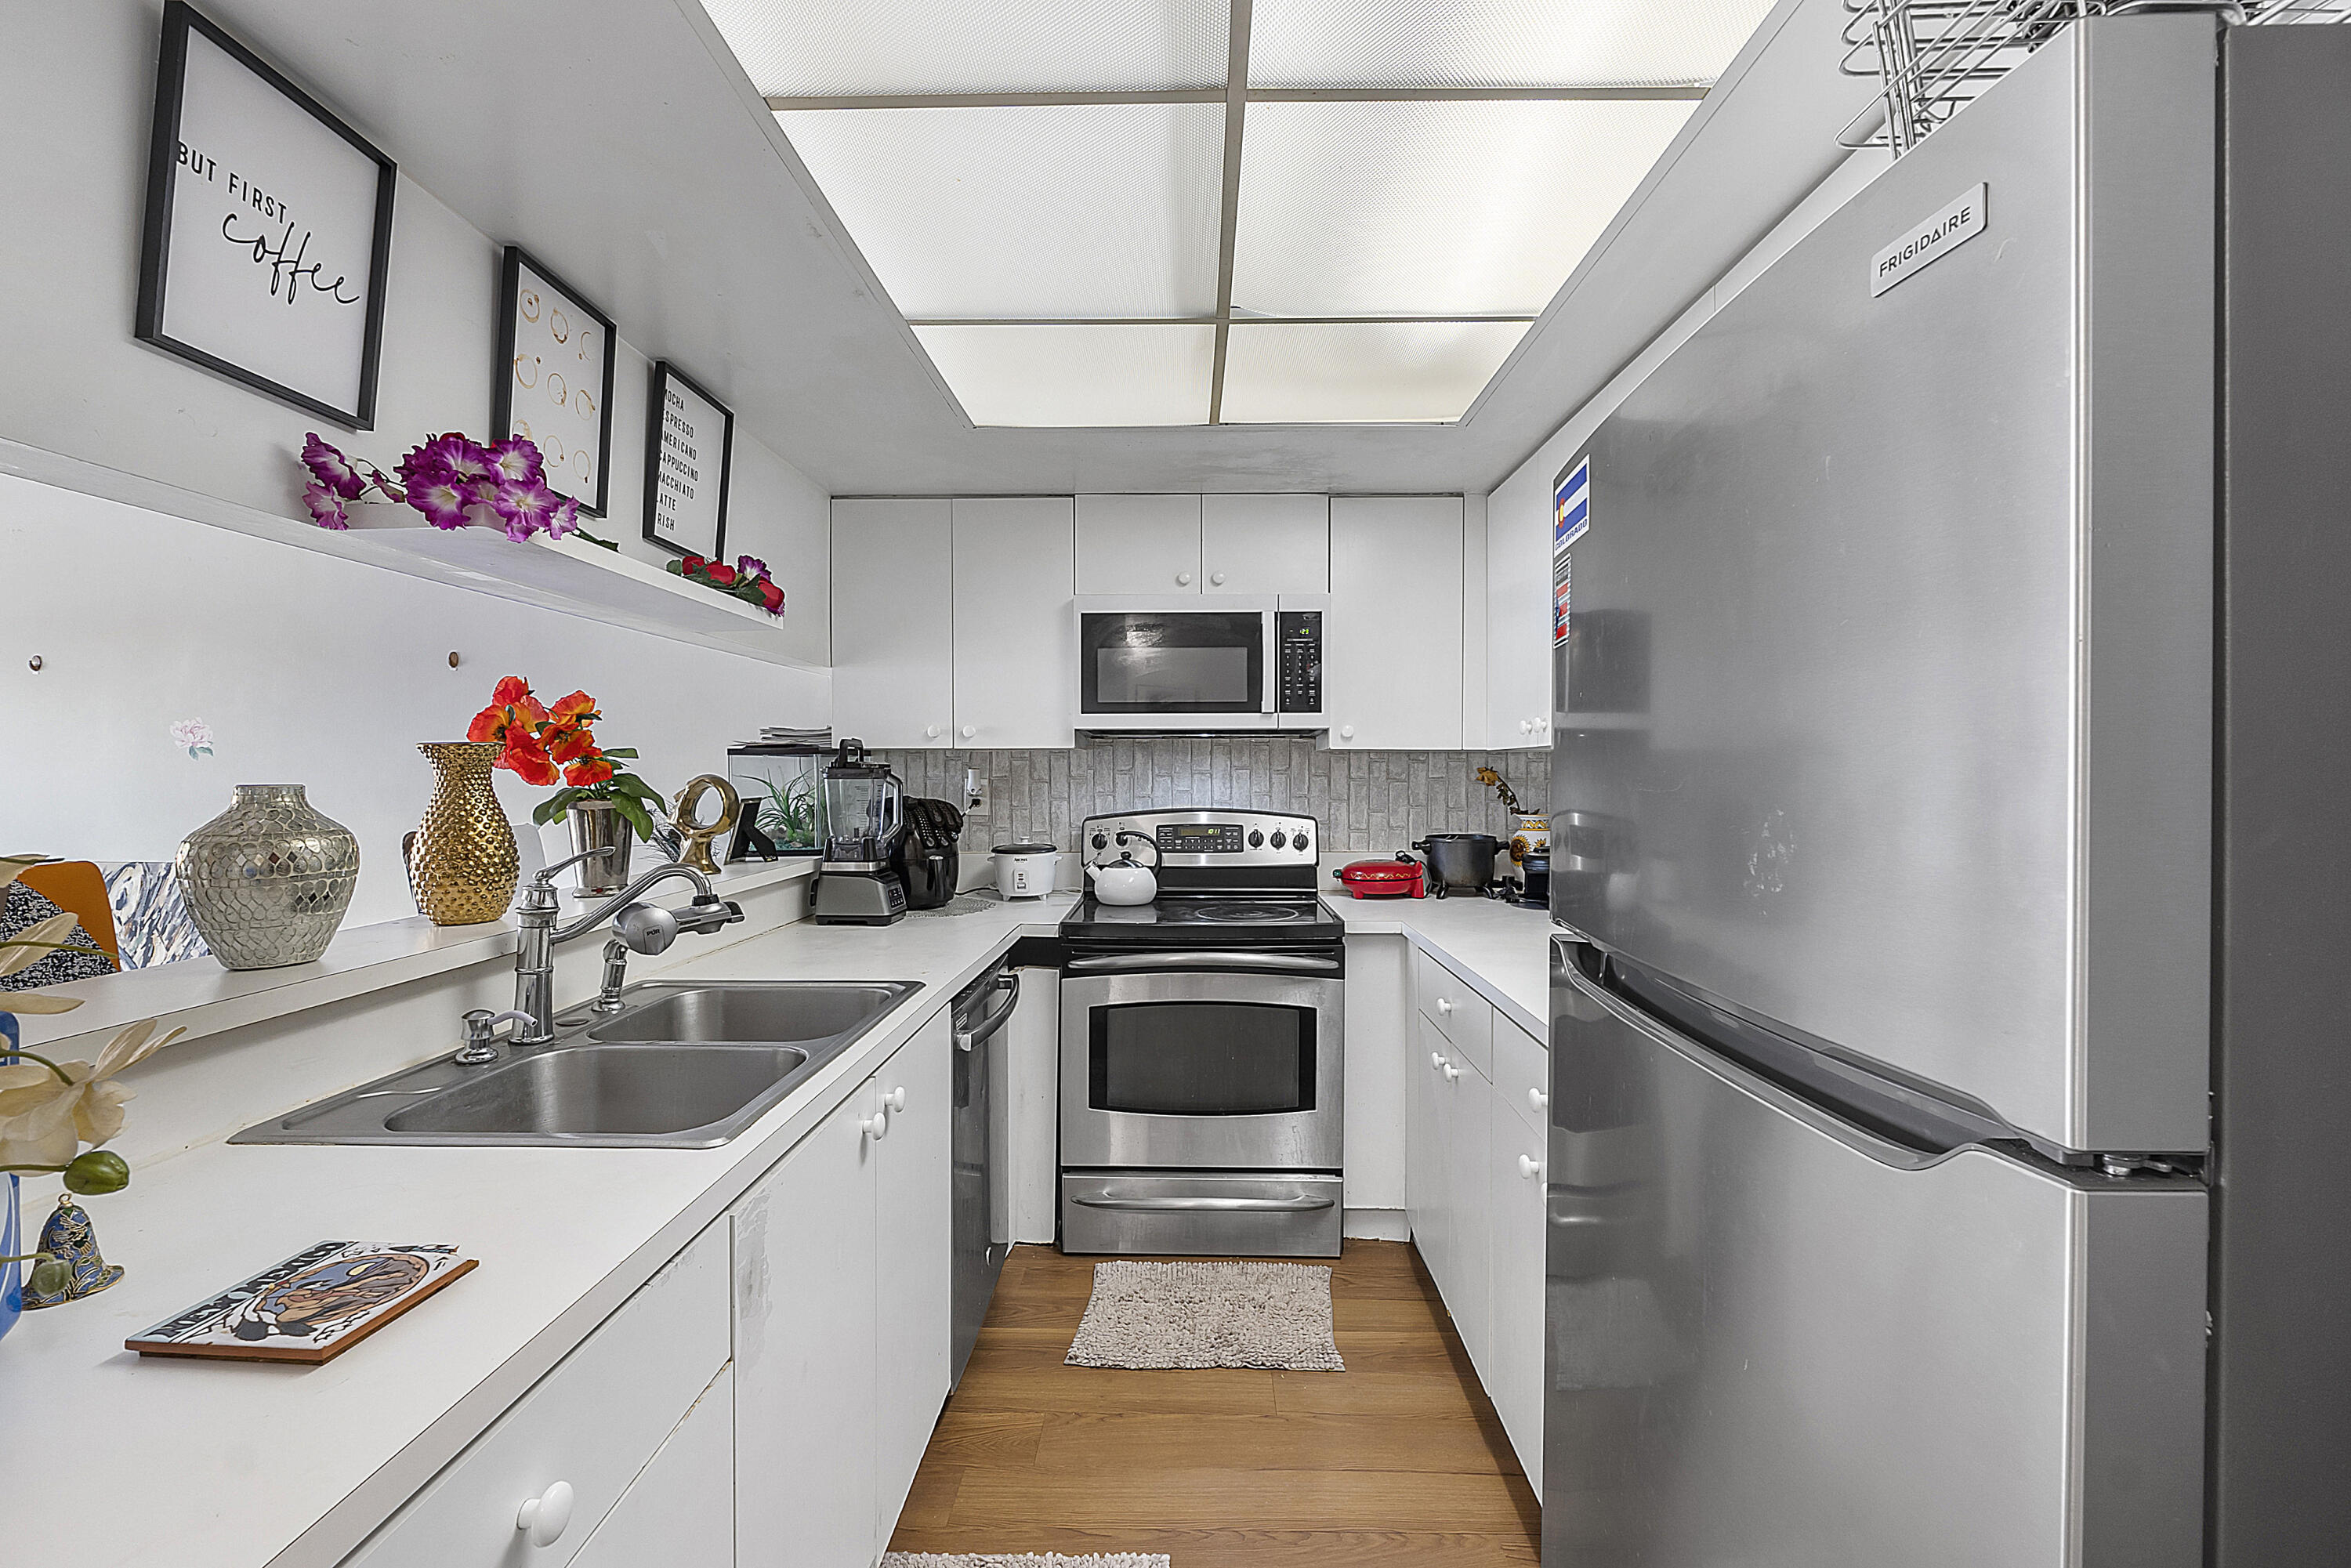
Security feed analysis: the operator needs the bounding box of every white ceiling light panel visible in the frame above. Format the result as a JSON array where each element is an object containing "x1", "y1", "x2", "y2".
[
  {"x1": 701, "y1": 0, "x2": 1232, "y2": 96},
  {"x1": 915, "y1": 324, "x2": 1215, "y2": 425},
  {"x1": 1247, "y1": 0, "x2": 1777, "y2": 89},
  {"x1": 779, "y1": 103, "x2": 1226, "y2": 319},
  {"x1": 1219, "y1": 320, "x2": 1530, "y2": 422},
  {"x1": 1230, "y1": 98, "x2": 1697, "y2": 317}
]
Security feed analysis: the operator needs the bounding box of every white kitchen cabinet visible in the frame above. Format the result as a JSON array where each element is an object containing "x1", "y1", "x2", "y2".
[
  {"x1": 1074, "y1": 494, "x2": 1202, "y2": 593},
  {"x1": 874, "y1": 1014, "x2": 955, "y2": 1541},
  {"x1": 1007, "y1": 966, "x2": 1062, "y2": 1244},
  {"x1": 1326, "y1": 497, "x2": 1465, "y2": 748},
  {"x1": 1342, "y1": 934, "x2": 1410, "y2": 1225},
  {"x1": 1408, "y1": 1011, "x2": 1455, "y2": 1297},
  {"x1": 1444, "y1": 1045, "x2": 1495, "y2": 1380},
  {"x1": 952, "y1": 497, "x2": 1075, "y2": 748},
  {"x1": 734, "y1": 1013, "x2": 955, "y2": 1568},
  {"x1": 834, "y1": 498, "x2": 955, "y2": 748},
  {"x1": 346, "y1": 1224, "x2": 731, "y2": 1568},
  {"x1": 734, "y1": 1071, "x2": 879, "y2": 1568},
  {"x1": 1489, "y1": 1017, "x2": 1549, "y2": 1483},
  {"x1": 1203, "y1": 494, "x2": 1328, "y2": 593},
  {"x1": 568, "y1": 1369, "x2": 736, "y2": 1568},
  {"x1": 1484, "y1": 473, "x2": 1555, "y2": 750}
]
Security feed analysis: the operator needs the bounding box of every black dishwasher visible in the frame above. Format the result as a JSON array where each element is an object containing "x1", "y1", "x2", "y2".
[{"x1": 949, "y1": 964, "x2": 1018, "y2": 1388}]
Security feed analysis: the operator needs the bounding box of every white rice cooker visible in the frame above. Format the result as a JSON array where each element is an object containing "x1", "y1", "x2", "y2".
[{"x1": 991, "y1": 842, "x2": 1057, "y2": 899}]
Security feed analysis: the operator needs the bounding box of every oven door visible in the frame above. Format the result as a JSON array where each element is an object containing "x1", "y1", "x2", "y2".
[
  {"x1": 1074, "y1": 599, "x2": 1277, "y2": 730},
  {"x1": 1060, "y1": 965, "x2": 1343, "y2": 1170}
]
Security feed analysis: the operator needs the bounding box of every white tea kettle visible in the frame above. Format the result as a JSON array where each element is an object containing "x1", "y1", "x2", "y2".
[{"x1": 1085, "y1": 831, "x2": 1160, "y2": 906}]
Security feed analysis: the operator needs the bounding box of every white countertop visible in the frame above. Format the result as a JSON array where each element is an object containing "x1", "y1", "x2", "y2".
[
  {"x1": 0, "y1": 893, "x2": 1073, "y2": 1568},
  {"x1": 0, "y1": 882, "x2": 1555, "y2": 1568}
]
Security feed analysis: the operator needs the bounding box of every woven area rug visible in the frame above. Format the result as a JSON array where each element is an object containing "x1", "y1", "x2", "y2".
[
  {"x1": 1063, "y1": 1259, "x2": 1346, "y2": 1371},
  {"x1": 882, "y1": 1557, "x2": 1169, "y2": 1567}
]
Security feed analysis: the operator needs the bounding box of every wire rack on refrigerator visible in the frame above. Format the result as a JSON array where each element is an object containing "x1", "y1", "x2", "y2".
[{"x1": 1841, "y1": 0, "x2": 2351, "y2": 154}]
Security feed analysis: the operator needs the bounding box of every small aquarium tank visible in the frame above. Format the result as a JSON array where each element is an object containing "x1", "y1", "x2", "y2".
[{"x1": 726, "y1": 744, "x2": 827, "y2": 858}]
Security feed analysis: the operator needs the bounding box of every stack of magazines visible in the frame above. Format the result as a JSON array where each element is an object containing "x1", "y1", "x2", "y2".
[{"x1": 741, "y1": 726, "x2": 831, "y2": 750}]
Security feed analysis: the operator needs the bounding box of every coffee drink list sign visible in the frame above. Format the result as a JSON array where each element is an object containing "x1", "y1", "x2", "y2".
[{"x1": 642, "y1": 360, "x2": 734, "y2": 559}]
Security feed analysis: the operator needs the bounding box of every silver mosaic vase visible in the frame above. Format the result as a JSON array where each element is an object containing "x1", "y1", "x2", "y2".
[{"x1": 174, "y1": 784, "x2": 360, "y2": 969}]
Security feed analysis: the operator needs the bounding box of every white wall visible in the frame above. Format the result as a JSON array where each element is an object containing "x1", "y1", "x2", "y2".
[{"x1": 0, "y1": 0, "x2": 831, "y2": 661}]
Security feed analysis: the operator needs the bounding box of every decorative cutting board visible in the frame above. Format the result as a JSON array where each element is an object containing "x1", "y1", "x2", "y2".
[{"x1": 126, "y1": 1241, "x2": 476, "y2": 1364}]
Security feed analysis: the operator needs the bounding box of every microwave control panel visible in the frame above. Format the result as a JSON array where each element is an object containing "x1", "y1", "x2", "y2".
[
  {"x1": 1278, "y1": 611, "x2": 1323, "y2": 714},
  {"x1": 1083, "y1": 809, "x2": 1316, "y2": 864}
]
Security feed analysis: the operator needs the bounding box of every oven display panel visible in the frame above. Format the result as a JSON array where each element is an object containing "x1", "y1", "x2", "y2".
[{"x1": 1155, "y1": 823, "x2": 1244, "y2": 853}]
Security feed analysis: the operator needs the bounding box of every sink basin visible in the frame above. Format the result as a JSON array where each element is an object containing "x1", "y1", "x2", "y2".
[
  {"x1": 230, "y1": 980, "x2": 922, "y2": 1149},
  {"x1": 586, "y1": 983, "x2": 906, "y2": 1045},
  {"x1": 386, "y1": 1045, "x2": 810, "y2": 1137}
]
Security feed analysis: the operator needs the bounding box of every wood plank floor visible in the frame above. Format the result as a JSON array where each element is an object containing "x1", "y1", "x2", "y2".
[{"x1": 886, "y1": 1240, "x2": 1541, "y2": 1566}]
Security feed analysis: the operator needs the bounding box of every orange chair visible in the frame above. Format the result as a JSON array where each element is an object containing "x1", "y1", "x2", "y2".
[{"x1": 17, "y1": 860, "x2": 121, "y2": 969}]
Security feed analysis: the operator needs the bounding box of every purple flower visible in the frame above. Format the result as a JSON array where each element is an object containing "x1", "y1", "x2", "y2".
[
  {"x1": 419, "y1": 433, "x2": 494, "y2": 483},
  {"x1": 302, "y1": 479, "x2": 350, "y2": 529},
  {"x1": 407, "y1": 476, "x2": 475, "y2": 530},
  {"x1": 734, "y1": 555, "x2": 770, "y2": 580},
  {"x1": 302, "y1": 433, "x2": 364, "y2": 500},
  {"x1": 491, "y1": 475, "x2": 562, "y2": 541},
  {"x1": 546, "y1": 495, "x2": 581, "y2": 539},
  {"x1": 486, "y1": 436, "x2": 545, "y2": 485}
]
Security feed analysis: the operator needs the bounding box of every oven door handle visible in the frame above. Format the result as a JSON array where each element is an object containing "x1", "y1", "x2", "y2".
[
  {"x1": 1064, "y1": 951, "x2": 1339, "y2": 974},
  {"x1": 1070, "y1": 1191, "x2": 1338, "y2": 1213}
]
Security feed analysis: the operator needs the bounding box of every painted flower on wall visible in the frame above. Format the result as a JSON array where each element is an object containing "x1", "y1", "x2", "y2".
[{"x1": 168, "y1": 719, "x2": 214, "y2": 759}]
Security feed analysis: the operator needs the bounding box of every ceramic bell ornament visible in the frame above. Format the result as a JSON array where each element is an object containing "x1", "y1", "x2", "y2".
[{"x1": 23, "y1": 1193, "x2": 123, "y2": 1309}]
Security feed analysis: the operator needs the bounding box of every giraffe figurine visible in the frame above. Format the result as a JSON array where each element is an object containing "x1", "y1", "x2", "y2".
[{"x1": 22, "y1": 1194, "x2": 122, "y2": 1309}]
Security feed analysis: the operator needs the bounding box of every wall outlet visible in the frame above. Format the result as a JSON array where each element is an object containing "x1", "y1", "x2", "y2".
[{"x1": 964, "y1": 767, "x2": 988, "y2": 815}]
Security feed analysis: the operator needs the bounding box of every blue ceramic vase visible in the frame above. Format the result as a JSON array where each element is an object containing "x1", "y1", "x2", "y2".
[{"x1": 1, "y1": 1010, "x2": 20, "y2": 1345}]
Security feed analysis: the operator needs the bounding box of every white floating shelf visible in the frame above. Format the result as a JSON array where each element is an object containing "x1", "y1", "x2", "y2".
[{"x1": 0, "y1": 439, "x2": 817, "y2": 671}]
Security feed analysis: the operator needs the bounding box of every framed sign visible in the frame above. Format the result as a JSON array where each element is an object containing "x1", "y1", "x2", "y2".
[
  {"x1": 643, "y1": 361, "x2": 734, "y2": 559},
  {"x1": 136, "y1": 2, "x2": 396, "y2": 429},
  {"x1": 492, "y1": 246, "x2": 617, "y2": 517}
]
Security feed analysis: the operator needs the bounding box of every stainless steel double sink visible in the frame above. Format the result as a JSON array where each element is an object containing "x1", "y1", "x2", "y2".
[{"x1": 230, "y1": 980, "x2": 921, "y2": 1149}]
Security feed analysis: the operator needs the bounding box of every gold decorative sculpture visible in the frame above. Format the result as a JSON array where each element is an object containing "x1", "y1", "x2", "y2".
[{"x1": 668, "y1": 775, "x2": 740, "y2": 877}]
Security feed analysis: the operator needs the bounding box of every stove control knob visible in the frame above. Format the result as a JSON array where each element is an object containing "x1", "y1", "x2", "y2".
[
  {"x1": 1270, "y1": 831, "x2": 1287, "y2": 849},
  {"x1": 1292, "y1": 832, "x2": 1310, "y2": 853},
  {"x1": 1248, "y1": 830, "x2": 1264, "y2": 848},
  {"x1": 1092, "y1": 833, "x2": 1108, "y2": 851}
]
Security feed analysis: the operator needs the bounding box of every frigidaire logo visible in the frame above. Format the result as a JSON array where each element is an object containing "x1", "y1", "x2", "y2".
[{"x1": 1871, "y1": 183, "x2": 1988, "y2": 297}]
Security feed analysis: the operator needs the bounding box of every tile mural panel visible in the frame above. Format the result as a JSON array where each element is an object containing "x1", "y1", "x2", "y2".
[{"x1": 880, "y1": 740, "x2": 1550, "y2": 856}]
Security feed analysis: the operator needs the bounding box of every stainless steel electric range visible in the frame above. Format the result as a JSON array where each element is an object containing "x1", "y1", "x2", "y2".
[{"x1": 1059, "y1": 808, "x2": 1345, "y2": 1257}]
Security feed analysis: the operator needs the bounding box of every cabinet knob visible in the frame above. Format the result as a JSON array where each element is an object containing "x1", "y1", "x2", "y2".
[
  {"x1": 960, "y1": 725, "x2": 976, "y2": 739},
  {"x1": 1177, "y1": 571, "x2": 1193, "y2": 586},
  {"x1": 1528, "y1": 1087, "x2": 1549, "y2": 1113},
  {"x1": 1442, "y1": 1061, "x2": 1461, "y2": 1082},
  {"x1": 886, "y1": 1085, "x2": 907, "y2": 1112},
  {"x1": 925, "y1": 724, "x2": 942, "y2": 739},
  {"x1": 1430, "y1": 1052, "x2": 1447, "y2": 1071},
  {"x1": 1210, "y1": 571, "x2": 1226, "y2": 586},
  {"x1": 1520, "y1": 718, "x2": 1533, "y2": 734},
  {"x1": 1518, "y1": 1154, "x2": 1544, "y2": 1181},
  {"x1": 1436, "y1": 997, "x2": 1453, "y2": 1015},
  {"x1": 1339, "y1": 724, "x2": 1355, "y2": 741},
  {"x1": 516, "y1": 1480, "x2": 576, "y2": 1548},
  {"x1": 859, "y1": 1110, "x2": 889, "y2": 1139}
]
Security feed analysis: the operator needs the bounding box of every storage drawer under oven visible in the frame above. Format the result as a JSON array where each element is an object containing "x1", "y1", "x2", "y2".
[
  {"x1": 1060, "y1": 969, "x2": 1344, "y2": 1171},
  {"x1": 1060, "y1": 1171, "x2": 1344, "y2": 1257}
]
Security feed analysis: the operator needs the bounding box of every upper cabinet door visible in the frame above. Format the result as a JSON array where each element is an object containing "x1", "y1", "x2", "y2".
[
  {"x1": 1074, "y1": 494, "x2": 1202, "y2": 594},
  {"x1": 1327, "y1": 497, "x2": 1465, "y2": 749},
  {"x1": 1484, "y1": 485, "x2": 1553, "y2": 750},
  {"x1": 952, "y1": 497, "x2": 1076, "y2": 748},
  {"x1": 1203, "y1": 494, "x2": 1328, "y2": 595},
  {"x1": 834, "y1": 499, "x2": 955, "y2": 748}
]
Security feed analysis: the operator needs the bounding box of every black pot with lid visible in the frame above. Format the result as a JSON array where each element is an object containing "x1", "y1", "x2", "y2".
[{"x1": 1411, "y1": 833, "x2": 1500, "y2": 896}]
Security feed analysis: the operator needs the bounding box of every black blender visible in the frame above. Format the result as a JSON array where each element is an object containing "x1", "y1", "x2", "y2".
[{"x1": 810, "y1": 739, "x2": 908, "y2": 925}]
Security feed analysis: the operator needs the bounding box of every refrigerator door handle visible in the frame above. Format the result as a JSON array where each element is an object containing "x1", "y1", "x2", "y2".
[{"x1": 1559, "y1": 952, "x2": 1946, "y2": 1173}]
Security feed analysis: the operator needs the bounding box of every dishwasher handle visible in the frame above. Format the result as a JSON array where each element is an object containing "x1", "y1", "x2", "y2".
[
  {"x1": 954, "y1": 970, "x2": 1020, "y2": 1052},
  {"x1": 1064, "y1": 951, "x2": 1339, "y2": 975}
]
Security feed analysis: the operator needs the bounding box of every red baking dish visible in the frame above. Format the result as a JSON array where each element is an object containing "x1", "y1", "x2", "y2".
[{"x1": 1333, "y1": 856, "x2": 1425, "y2": 899}]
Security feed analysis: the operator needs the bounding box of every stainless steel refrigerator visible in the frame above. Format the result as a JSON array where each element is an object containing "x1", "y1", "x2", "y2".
[{"x1": 1544, "y1": 16, "x2": 2351, "y2": 1566}]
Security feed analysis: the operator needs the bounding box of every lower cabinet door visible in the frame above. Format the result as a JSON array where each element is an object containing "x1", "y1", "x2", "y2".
[
  {"x1": 734, "y1": 1088, "x2": 879, "y2": 1568},
  {"x1": 570, "y1": 1368, "x2": 735, "y2": 1568},
  {"x1": 1491, "y1": 1106, "x2": 1548, "y2": 1482},
  {"x1": 1407, "y1": 1013, "x2": 1452, "y2": 1293},
  {"x1": 874, "y1": 1013, "x2": 955, "y2": 1548},
  {"x1": 1444, "y1": 1052, "x2": 1494, "y2": 1379}
]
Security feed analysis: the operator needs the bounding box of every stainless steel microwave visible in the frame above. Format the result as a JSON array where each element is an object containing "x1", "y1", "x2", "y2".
[{"x1": 1072, "y1": 596, "x2": 1328, "y2": 732}]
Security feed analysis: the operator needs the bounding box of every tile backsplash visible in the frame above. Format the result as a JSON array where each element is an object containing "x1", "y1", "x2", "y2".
[{"x1": 880, "y1": 740, "x2": 1550, "y2": 857}]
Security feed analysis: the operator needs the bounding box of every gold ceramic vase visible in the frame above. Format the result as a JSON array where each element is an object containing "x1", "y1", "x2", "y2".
[{"x1": 408, "y1": 741, "x2": 520, "y2": 925}]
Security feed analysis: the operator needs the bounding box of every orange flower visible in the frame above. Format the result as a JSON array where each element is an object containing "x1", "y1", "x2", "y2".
[
  {"x1": 548, "y1": 690, "x2": 600, "y2": 728},
  {"x1": 468, "y1": 675, "x2": 549, "y2": 747},
  {"x1": 546, "y1": 726, "x2": 600, "y2": 765},
  {"x1": 498, "y1": 729, "x2": 560, "y2": 787},
  {"x1": 563, "y1": 755, "x2": 614, "y2": 787}
]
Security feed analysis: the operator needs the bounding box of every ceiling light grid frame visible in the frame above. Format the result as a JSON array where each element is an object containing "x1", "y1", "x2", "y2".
[{"x1": 740, "y1": 0, "x2": 1737, "y2": 426}]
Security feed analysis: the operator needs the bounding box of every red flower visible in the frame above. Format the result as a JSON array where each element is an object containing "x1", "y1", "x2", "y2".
[
  {"x1": 498, "y1": 729, "x2": 560, "y2": 787},
  {"x1": 705, "y1": 561, "x2": 737, "y2": 586},
  {"x1": 563, "y1": 755, "x2": 614, "y2": 787},
  {"x1": 467, "y1": 675, "x2": 549, "y2": 747},
  {"x1": 757, "y1": 578, "x2": 784, "y2": 613},
  {"x1": 681, "y1": 555, "x2": 705, "y2": 574},
  {"x1": 547, "y1": 690, "x2": 600, "y2": 728},
  {"x1": 546, "y1": 726, "x2": 600, "y2": 765}
]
